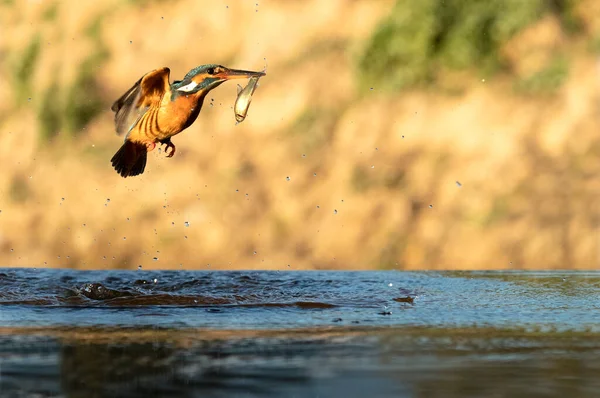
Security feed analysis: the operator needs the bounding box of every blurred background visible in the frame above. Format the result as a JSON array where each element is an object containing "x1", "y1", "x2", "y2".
[{"x1": 0, "y1": 0, "x2": 599, "y2": 270}]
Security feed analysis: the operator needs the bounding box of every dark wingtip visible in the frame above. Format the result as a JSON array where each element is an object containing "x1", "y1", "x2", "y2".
[{"x1": 111, "y1": 141, "x2": 147, "y2": 178}]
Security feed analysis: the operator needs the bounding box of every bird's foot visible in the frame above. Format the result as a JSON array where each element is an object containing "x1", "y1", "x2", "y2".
[{"x1": 162, "y1": 141, "x2": 176, "y2": 158}]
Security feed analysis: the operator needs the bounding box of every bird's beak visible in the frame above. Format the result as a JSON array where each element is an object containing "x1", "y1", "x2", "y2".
[{"x1": 219, "y1": 68, "x2": 266, "y2": 80}]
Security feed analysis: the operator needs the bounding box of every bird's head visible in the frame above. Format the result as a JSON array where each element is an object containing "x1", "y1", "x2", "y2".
[{"x1": 173, "y1": 64, "x2": 265, "y2": 95}]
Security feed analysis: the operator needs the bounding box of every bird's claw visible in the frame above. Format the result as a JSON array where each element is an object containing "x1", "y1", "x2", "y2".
[{"x1": 162, "y1": 141, "x2": 176, "y2": 158}]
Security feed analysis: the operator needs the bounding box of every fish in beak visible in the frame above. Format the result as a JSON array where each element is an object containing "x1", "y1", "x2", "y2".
[{"x1": 234, "y1": 75, "x2": 262, "y2": 123}]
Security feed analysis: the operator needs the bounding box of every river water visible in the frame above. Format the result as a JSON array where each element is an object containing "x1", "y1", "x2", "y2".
[{"x1": 1, "y1": 269, "x2": 599, "y2": 397}]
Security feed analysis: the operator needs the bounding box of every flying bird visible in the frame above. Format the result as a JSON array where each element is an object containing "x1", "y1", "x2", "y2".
[{"x1": 110, "y1": 64, "x2": 265, "y2": 177}]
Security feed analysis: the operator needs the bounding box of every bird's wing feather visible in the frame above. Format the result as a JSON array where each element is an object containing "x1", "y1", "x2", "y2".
[
  {"x1": 111, "y1": 67, "x2": 171, "y2": 137},
  {"x1": 111, "y1": 76, "x2": 144, "y2": 136}
]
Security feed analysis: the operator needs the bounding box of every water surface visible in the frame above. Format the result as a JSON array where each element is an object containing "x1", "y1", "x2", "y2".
[{"x1": 1, "y1": 269, "x2": 599, "y2": 397}]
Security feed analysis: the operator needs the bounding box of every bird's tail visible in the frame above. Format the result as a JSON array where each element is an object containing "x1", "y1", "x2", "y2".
[{"x1": 111, "y1": 140, "x2": 148, "y2": 178}]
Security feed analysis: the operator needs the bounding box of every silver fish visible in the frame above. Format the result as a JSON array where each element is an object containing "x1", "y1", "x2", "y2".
[{"x1": 234, "y1": 76, "x2": 261, "y2": 123}]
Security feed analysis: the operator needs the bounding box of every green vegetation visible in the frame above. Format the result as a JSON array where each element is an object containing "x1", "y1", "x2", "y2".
[
  {"x1": 590, "y1": 34, "x2": 600, "y2": 54},
  {"x1": 351, "y1": 165, "x2": 374, "y2": 193},
  {"x1": 38, "y1": 81, "x2": 62, "y2": 141},
  {"x1": 42, "y1": 2, "x2": 58, "y2": 21},
  {"x1": 4, "y1": 9, "x2": 110, "y2": 141},
  {"x1": 64, "y1": 16, "x2": 109, "y2": 137},
  {"x1": 9, "y1": 176, "x2": 32, "y2": 203},
  {"x1": 35, "y1": 15, "x2": 109, "y2": 141},
  {"x1": 62, "y1": 57, "x2": 106, "y2": 135},
  {"x1": 484, "y1": 195, "x2": 511, "y2": 226},
  {"x1": 358, "y1": 0, "x2": 581, "y2": 92},
  {"x1": 11, "y1": 35, "x2": 41, "y2": 104},
  {"x1": 515, "y1": 56, "x2": 569, "y2": 95},
  {"x1": 378, "y1": 234, "x2": 405, "y2": 269},
  {"x1": 287, "y1": 107, "x2": 340, "y2": 154},
  {"x1": 351, "y1": 164, "x2": 406, "y2": 193}
]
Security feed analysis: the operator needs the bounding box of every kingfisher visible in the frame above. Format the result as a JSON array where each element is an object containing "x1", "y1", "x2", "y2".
[{"x1": 110, "y1": 64, "x2": 265, "y2": 177}]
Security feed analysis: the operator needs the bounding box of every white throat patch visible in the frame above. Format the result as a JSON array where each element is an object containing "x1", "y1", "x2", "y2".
[{"x1": 177, "y1": 81, "x2": 198, "y2": 92}]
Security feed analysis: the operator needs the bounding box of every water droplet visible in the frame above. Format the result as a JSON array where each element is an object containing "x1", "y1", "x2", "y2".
[
  {"x1": 316, "y1": 205, "x2": 320, "y2": 209},
  {"x1": 153, "y1": 257, "x2": 158, "y2": 261},
  {"x1": 184, "y1": 221, "x2": 190, "y2": 227},
  {"x1": 253, "y1": 251, "x2": 257, "y2": 255},
  {"x1": 302, "y1": 154, "x2": 306, "y2": 157},
  {"x1": 123, "y1": 237, "x2": 126, "y2": 240},
  {"x1": 401, "y1": 135, "x2": 405, "y2": 139},
  {"x1": 138, "y1": 265, "x2": 142, "y2": 270},
  {"x1": 313, "y1": 173, "x2": 317, "y2": 176},
  {"x1": 184, "y1": 235, "x2": 188, "y2": 239},
  {"x1": 129, "y1": 40, "x2": 132, "y2": 44},
  {"x1": 388, "y1": 283, "x2": 393, "y2": 287},
  {"x1": 375, "y1": 147, "x2": 378, "y2": 151},
  {"x1": 106, "y1": 198, "x2": 110, "y2": 203},
  {"x1": 82, "y1": 224, "x2": 86, "y2": 227},
  {"x1": 286, "y1": 176, "x2": 291, "y2": 181},
  {"x1": 153, "y1": 278, "x2": 158, "y2": 283},
  {"x1": 371, "y1": 165, "x2": 375, "y2": 169},
  {"x1": 334, "y1": 209, "x2": 338, "y2": 214},
  {"x1": 429, "y1": 204, "x2": 433, "y2": 208},
  {"x1": 61, "y1": 198, "x2": 65, "y2": 201},
  {"x1": 456, "y1": 181, "x2": 462, "y2": 187}
]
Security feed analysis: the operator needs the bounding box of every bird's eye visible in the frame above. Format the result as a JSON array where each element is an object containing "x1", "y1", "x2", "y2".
[{"x1": 207, "y1": 68, "x2": 215, "y2": 75}]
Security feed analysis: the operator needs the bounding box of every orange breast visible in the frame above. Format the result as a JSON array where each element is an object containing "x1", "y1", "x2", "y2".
[
  {"x1": 126, "y1": 91, "x2": 204, "y2": 143},
  {"x1": 155, "y1": 92, "x2": 203, "y2": 140}
]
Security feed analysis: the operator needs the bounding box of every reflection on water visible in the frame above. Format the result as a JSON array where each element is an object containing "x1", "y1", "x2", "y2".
[
  {"x1": 1, "y1": 327, "x2": 599, "y2": 398},
  {"x1": 1, "y1": 269, "x2": 599, "y2": 397}
]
